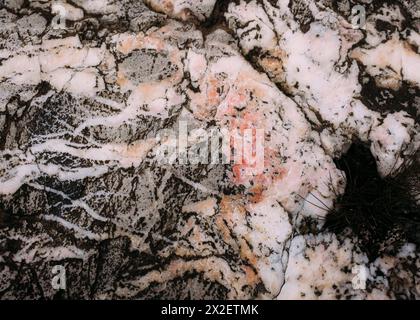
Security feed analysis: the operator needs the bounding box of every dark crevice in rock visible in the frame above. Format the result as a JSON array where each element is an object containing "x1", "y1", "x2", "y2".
[{"x1": 197, "y1": 0, "x2": 237, "y2": 38}]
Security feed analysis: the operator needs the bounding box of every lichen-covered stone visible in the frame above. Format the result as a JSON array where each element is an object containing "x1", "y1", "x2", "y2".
[{"x1": 0, "y1": 0, "x2": 418, "y2": 300}]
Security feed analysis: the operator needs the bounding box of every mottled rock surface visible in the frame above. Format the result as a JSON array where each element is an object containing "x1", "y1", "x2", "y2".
[{"x1": 0, "y1": 0, "x2": 419, "y2": 299}]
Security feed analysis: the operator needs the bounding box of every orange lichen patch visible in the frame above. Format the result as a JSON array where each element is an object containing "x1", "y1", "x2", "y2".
[
  {"x1": 375, "y1": 73, "x2": 402, "y2": 91},
  {"x1": 231, "y1": 145, "x2": 287, "y2": 203},
  {"x1": 100, "y1": 51, "x2": 116, "y2": 80},
  {"x1": 144, "y1": 0, "x2": 174, "y2": 16},
  {"x1": 402, "y1": 40, "x2": 418, "y2": 52},
  {"x1": 114, "y1": 139, "x2": 157, "y2": 167},
  {"x1": 182, "y1": 198, "x2": 217, "y2": 217},
  {"x1": 137, "y1": 83, "x2": 156, "y2": 99},
  {"x1": 189, "y1": 73, "x2": 229, "y2": 120},
  {"x1": 225, "y1": 91, "x2": 261, "y2": 133},
  {"x1": 263, "y1": 148, "x2": 287, "y2": 181},
  {"x1": 124, "y1": 140, "x2": 156, "y2": 158},
  {"x1": 242, "y1": 265, "x2": 259, "y2": 285},
  {"x1": 116, "y1": 73, "x2": 129, "y2": 87},
  {"x1": 193, "y1": 228, "x2": 203, "y2": 243},
  {"x1": 219, "y1": 196, "x2": 243, "y2": 226},
  {"x1": 217, "y1": 82, "x2": 289, "y2": 191},
  {"x1": 143, "y1": 257, "x2": 253, "y2": 299},
  {"x1": 258, "y1": 47, "x2": 287, "y2": 83},
  {"x1": 228, "y1": 115, "x2": 263, "y2": 185},
  {"x1": 186, "y1": 217, "x2": 195, "y2": 228},
  {"x1": 218, "y1": 195, "x2": 244, "y2": 227},
  {"x1": 178, "y1": 8, "x2": 197, "y2": 21},
  {"x1": 350, "y1": 37, "x2": 420, "y2": 89},
  {"x1": 238, "y1": 242, "x2": 258, "y2": 267},
  {"x1": 225, "y1": 91, "x2": 248, "y2": 114},
  {"x1": 248, "y1": 184, "x2": 264, "y2": 204},
  {"x1": 208, "y1": 76, "x2": 223, "y2": 107},
  {"x1": 145, "y1": 1, "x2": 200, "y2": 21},
  {"x1": 166, "y1": 258, "x2": 205, "y2": 278},
  {"x1": 162, "y1": 0, "x2": 174, "y2": 12},
  {"x1": 216, "y1": 196, "x2": 260, "y2": 286},
  {"x1": 230, "y1": 111, "x2": 261, "y2": 132},
  {"x1": 235, "y1": 165, "x2": 287, "y2": 200},
  {"x1": 117, "y1": 36, "x2": 136, "y2": 55}
]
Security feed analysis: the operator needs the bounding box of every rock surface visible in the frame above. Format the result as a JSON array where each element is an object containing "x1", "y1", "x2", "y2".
[{"x1": 0, "y1": 0, "x2": 419, "y2": 299}]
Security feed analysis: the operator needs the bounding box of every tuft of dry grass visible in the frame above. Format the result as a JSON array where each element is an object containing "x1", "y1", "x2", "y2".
[{"x1": 324, "y1": 141, "x2": 420, "y2": 260}]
